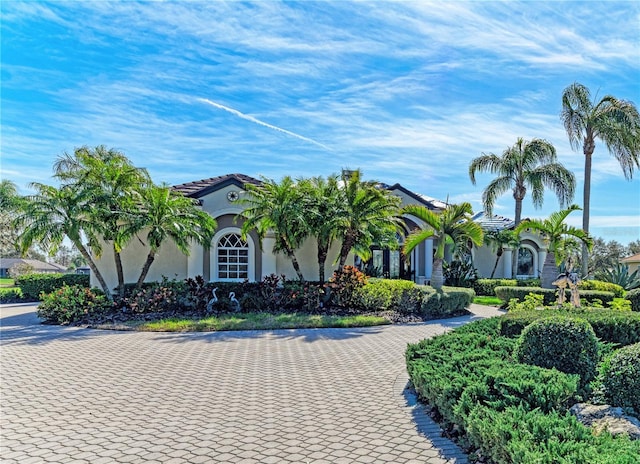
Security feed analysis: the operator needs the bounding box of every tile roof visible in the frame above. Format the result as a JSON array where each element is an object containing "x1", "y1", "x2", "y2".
[
  {"x1": 172, "y1": 173, "x2": 262, "y2": 198},
  {"x1": 621, "y1": 253, "x2": 640, "y2": 263},
  {"x1": 472, "y1": 212, "x2": 516, "y2": 231}
]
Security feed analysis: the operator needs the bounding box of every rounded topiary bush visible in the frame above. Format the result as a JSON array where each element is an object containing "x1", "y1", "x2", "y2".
[
  {"x1": 514, "y1": 317, "x2": 599, "y2": 386},
  {"x1": 600, "y1": 343, "x2": 640, "y2": 412},
  {"x1": 626, "y1": 288, "x2": 640, "y2": 312}
]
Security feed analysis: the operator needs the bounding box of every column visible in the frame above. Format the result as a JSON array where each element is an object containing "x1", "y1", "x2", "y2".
[
  {"x1": 187, "y1": 240, "x2": 204, "y2": 278},
  {"x1": 503, "y1": 247, "x2": 513, "y2": 278},
  {"x1": 424, "y1": 239, "x2": 433, "y2": 280},
  {"x1": 538, "y1": 247, "x2": 547, "y2": 278},
  {"x1": 261, "y1": 232, "x2": 277, "y2": 278}
]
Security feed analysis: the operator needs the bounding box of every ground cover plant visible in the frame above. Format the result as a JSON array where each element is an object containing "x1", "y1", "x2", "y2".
[{"x1": 406, "y1": 308, "x2": 640, "y2": 463}]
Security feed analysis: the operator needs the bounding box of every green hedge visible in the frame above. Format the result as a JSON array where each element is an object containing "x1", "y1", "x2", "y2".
[
  {"x1": 474, "y1": 279, "x2": 517, "y2": 296},
  {"x1": 420, "y1": 286, "x2": 474, "y2": 318},
  {"x1": 499, "y1": 310, "x2": 640, "y2": 347},
  {"x1": 355, "y1": 279, "x2": 423, "y2": 314},
  {"x1": 406, "y1": 317, "x2": 640, "y2": 463},
  {"x1": 0, "y1": 288, "x2": 24, "y2": 303},
  {"x1": 495, "y1": 286, "x2": 615, "y2": 307},
  {"x1": 599, "y1": 342, "x2": 640, "y2": 412},
  {"x1": 466, "y1": 405, "x2": 640, "y2": 464},
  {"x1": 15, "y1": 273, "x2": 90, "y2": 300},
  {"x1": 579, "y1": 280, "x2": 625, "y2": 298},
  {"x1": 626, "y1": 288, "x2": 640, "y2": 311}
]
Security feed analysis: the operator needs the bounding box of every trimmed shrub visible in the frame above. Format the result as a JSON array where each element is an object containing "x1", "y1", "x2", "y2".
[
  {"x1": 37, "y1": 285, "x2": 110, "y2": 324},
  {"x1": 514, "y1": 317, "x2": 599, "y2": 386},
  {"x1": 500, "y1": 310, "x2": 640, "y2": 347},
  {"x1": 466, "y1": 405, "x2": 640, "y2": 464},
  {"x1": 579, "y1": 279, "x2": 625, "y2": 298},
  {"x1": 0, "y1": 288, "x2": 24, "y2": 303},
  {"x1": 474, "y1": 279, "x2": 517, "y2": 296},
  {"x1": 328, "y1": 266, "x2": 368, "y2": 308},
  {"x1": 495, "y1": 286, "x2": 615, "y2": 307},
  {"x1": 419, "y1": 286, "x2": 474, "y2": 318},
  {"x1": 517, "y1": 278, "x2": 540, "y2": 287},
  {"x1": 600, "y1": 342, "x2": 640, "y2": 412},
  {"x1": 626, "y1": 288, "x2": 640, "y2": 311},
  {"x1": 16, "y1": 273, "x2": 90, "y2": 300},
  {"x1": 355, "y1": 278, "x2": 422, "y2": 314}
]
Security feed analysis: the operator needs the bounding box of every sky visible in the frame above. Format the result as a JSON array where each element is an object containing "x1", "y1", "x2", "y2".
[{"x1": 1, "y1": 1, "x2": 639, "y2": 245}]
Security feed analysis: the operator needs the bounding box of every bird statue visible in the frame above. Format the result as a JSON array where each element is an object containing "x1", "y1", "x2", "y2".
[
  {"x1": 229, "y1": 292, "x2": 240, "y2": 312},
  {"x1": 206, "y1": 287, "x2": 218, "y2": 313}
]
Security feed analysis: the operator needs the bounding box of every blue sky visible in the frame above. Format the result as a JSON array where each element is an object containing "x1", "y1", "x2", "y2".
[{"x1": 1, "y1": 1, "x2": 639, "y2": 245}]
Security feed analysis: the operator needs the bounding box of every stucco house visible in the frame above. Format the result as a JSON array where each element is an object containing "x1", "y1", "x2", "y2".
[
  {"x1": 0, "y1": 258, "x2": 66, "y2": 278},
  {"x1": 621, "y1": 253, "x2": 640, "y2": 274},
  {"x1": 92, "y1": 173, "x2": 546, "y2": 290}
]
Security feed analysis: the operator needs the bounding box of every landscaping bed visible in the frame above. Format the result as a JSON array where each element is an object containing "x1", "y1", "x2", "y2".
[{"x1": 406, "y1": 309, "x2": 640, "y2": 463}]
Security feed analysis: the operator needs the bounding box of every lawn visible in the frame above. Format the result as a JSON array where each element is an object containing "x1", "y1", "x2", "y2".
[
  {"x1": 122, "y1": 312, "x2": 390, "y2": 332},
  {"x1": 473, "y1": 295, "x2": 502, "y2": 306},
  {"x1": 0, "y1": 278, "x2": 16, "y2": 287}
]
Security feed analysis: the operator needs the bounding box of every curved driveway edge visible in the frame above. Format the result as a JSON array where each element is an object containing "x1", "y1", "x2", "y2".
[{"x1": 1, "y1": 303, "x2": 503, "y2": 463}]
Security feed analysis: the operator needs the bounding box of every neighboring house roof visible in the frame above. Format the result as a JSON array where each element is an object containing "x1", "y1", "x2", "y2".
[
  {"x1": 0, "y1": 258, "x2": 66, "y2": 272},
  {"x1": 621, "y1": 253, "x2": 640, "y2": 263},
  {"x1": 472, "y1": 212, "x2": 516, "y2": 231},
  {"x1": 173, "y1": 173, "x2": 262, "y2": 198}
]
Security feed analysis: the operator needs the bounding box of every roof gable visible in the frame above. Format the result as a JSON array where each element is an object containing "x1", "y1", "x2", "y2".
[
  {"x1": 172, "y1": 173, "x2": 262, "y2": 198},
  {"x1": 385, "y1": 183, "x2": 446, "y2": 210}
]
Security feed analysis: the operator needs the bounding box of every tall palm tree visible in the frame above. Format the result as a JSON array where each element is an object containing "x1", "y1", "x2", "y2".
[
  {"x1": 561, "y1": 82, "x2": 640, "y2": 276},
  {"x1": 403, "y1": 202, "x2": 484, "y2": 290},
  {"x1": 54, "y1": 146, "x2": 151, "y2": 297},
  {"x1": 484, "y1": 229, "x2": 520, "y2": 279},
  {"x1": 469, "y1": 138, "x2": 575, "y2": 225},
  {"x1": 335, "y1": 170, "x2": 402, "y2": 267},
  {"x1": 240, "y1": 176, "x2": 308, "y2": 281},
  {"x1": 515, "y1": 205, "x2": 593, "y2": 289},
  {"x1": 130, "y1": 185, "x2": 217, "y2": 289},
  {"x1": 0, "y1": 179, "x2": 19, "y2": 211},
  {"x1": 16, "y1": 183, "x2": 113, "y2": 299},
  {"x1": 299, "y1": 175, "x2": 343, "y2": 284}
]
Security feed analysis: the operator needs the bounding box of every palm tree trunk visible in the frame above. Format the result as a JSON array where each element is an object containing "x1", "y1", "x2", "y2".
[
  {"x1": 514, "y1": 198, "x2": 523, "y2": 226},
  {"x1": 541, "y1": 252, "x2": 559, "y2": 289},
  {"x1": 490, "y1": 250, "x2": 503, "y2": 279},
  {"x1": 136, "y1": 250, "x2": 156, "y2": 290},
  {"x1": 338, "y1": 237, "x2": 353, "y2": 268},
  {"x1": 286, "y1": 248, "x2": 305, "y2": 282},
  {"x1": 317, "y1": 245, "x2": 328, "y2": 285},
  {"x1": 431, "y1": 258, "x2": 444, "y2": 290},
  {"x1": 581, "y1": 146, "x2": 593, "y2": 277},
  {"x1": 114, "y1": 244, "x2": 125, "y2": 298},
  {"x1": 73, "y1": 239, "x2": 113, "y2": 301}
]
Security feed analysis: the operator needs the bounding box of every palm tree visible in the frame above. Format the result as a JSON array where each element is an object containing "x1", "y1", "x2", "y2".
[
  {"x1": 16, "y1": 183, "x2": 113, "y2": 299},
  {"x1": 403, "y1": 202, "x2": 484, "y2": 290},
  {"x1": 240, "y1": 176, "x2": 308, "y2": 281},
  {"x1": 0, "y1": 179, "x2": 19, "y2": 211},
  {"x1": 484, "y1": 229, "x2": 520, "y2": 278},
  {"x1": 335, "y1": 170, "x2": 403, "y2": 267},
  {"x1": 54, "y1": 146, "x2": 151, "y2": 297},
  {"x1": 515, "y1": 205, "x2": 593, "y2": 289},
  {"x1": 131, "y1": 184, "x2": 217, "y2": 289},
  {"x1": 469, "y1": 138, "x2": 575, "y2": 225},
  {"x1": 299, "y1": 175, "x2": 343, "y2": 284},
  {"x1": 561, "y1": 82, "x2": 640, "y2": 276}
]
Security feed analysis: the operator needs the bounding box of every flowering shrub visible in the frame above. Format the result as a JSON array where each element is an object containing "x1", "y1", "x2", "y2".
[
  {"x1": 329, "y1": 266, "x2": 368, "y2": 308},
  {"x1": 37, "y1": 285, "x2": 109, "y2": 324},
  {"x1": 116, "y1": 277, "x2": 185, "y2": 313}
]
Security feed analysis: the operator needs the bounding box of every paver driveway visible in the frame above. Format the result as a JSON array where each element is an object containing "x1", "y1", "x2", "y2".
[{"x1": 1, "y1": 303, "x2": 502, "y2": 464}]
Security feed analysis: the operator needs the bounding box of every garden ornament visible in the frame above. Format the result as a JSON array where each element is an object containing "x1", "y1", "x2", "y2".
[
  {"x1": 206, "y1": 287, "x2": 218, "y2": 313},
  {"x1": 229, "y1": 292, "x2": 240, "y2": 312},
  {"x1": 552, "y1": 273, "x2": 569, "y2": 305}
]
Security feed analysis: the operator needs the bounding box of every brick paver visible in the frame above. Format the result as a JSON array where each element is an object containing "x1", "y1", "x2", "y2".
[{"x1": 1, "y1": 302, "x2": 502, "y2": 463}]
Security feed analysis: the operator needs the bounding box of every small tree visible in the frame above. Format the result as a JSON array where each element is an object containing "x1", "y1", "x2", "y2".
[
  {"x1": 403, "y1": 202, "x2": 484, "y2": 290},
  {"x1": 483, "y1": 229, "x2": 520, "y2": 279},
  {"x1": 515, "y1": 205, "x2": 593, "y2": 289}
]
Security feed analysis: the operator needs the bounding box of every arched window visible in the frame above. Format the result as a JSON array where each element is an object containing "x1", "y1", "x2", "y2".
[
  {"x1": 517, "y1": 247, "x2": 535, "y2": 277},
  {"x1": 217, "y1": 233, "x2": 249, "y2": 280}
]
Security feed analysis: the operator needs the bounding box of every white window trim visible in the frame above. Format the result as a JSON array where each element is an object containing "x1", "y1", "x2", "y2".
[{"x1": 211, "y1": 227, "x2": 255, "y2": 282}]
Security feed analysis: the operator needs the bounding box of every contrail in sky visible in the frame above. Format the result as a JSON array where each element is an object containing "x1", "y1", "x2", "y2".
[{"x1": 198, "y1": 98, "x2": 331, "y2": 151}]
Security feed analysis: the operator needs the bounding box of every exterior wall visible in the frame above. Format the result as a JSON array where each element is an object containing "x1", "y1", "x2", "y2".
[
  {"x1": 275, "y1": 237, "x2": 347, "y2": 281},
  {"x1": 473, "y1": 245, "x2": 503, "y2": 278},
  {"x1": 92, "y1": 237, "x2": 188, "y2": 291}
]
